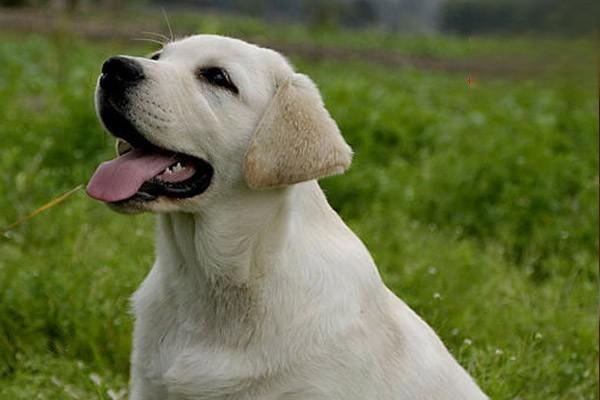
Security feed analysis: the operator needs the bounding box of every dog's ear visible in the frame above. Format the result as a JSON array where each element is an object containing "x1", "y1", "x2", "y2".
[{"x1": 244, "y1": 73, "x2": 352, "y2": 189}]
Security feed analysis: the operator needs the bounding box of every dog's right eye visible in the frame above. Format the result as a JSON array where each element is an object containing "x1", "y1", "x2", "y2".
[
  {"x1": 150, "y1": 52, "x2": 161, "y2": 61},
  {"x1": 197, "y1": 67, "x2": 239, "y2": 95}
]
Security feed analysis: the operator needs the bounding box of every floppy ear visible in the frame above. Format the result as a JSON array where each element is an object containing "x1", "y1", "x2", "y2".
[{"x1": 244, "y1": 73, "x2": 352, "y2": 189}]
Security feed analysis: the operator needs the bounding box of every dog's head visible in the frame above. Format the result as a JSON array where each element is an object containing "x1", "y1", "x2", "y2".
[{"x1": 86, "y1": 35, "x2": 352, "y2": 213}]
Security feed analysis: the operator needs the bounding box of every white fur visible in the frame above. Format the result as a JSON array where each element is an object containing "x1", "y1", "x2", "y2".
[{"x1": 96, "y1": 35, "x2": 487, "y2": 399}]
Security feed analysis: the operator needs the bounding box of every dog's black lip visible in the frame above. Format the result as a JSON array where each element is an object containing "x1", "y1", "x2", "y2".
[
  {"x1": 99, "y1": 95, "x2": 156, "y2": 150},
  {"x1": 97, "y1": 91, "x2": 214, "y2": 203}
]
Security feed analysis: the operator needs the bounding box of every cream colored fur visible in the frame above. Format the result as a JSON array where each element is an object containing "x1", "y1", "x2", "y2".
[
  {"x1": 244, "y1": 74, "x2": 352, "y2": 188},
  {"x1": 94, "y1": 34, "x2": 488, "y2": 400}
]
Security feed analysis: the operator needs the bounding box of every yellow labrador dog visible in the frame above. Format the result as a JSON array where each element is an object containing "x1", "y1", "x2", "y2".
[{"x1": 87, "y1": 35, "x2": 487, "y2": 400}]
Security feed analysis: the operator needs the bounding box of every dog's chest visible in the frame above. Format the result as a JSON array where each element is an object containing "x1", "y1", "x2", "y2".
[
  {"x1": 133, "y1": 295, "x2": 196, "y2": 377},
  {"x1": 131, "y1": 269, "x2": 200, "y2": 371},
  {"x1": 133, "y1": 312, "x2": 286, "y2": 399},
  {"x1": 131, "y1": 269, "x2": 267, "y2": 398}
]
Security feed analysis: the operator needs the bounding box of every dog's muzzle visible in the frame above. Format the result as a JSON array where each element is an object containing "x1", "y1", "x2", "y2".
[{"x1": 87, "y1": 56, "x2": 214, "y2": 205}]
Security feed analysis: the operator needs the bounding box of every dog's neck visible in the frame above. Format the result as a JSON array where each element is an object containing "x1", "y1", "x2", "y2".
[
  {"x1": 154, "y1": 181, "x2": 346, "y2": 333},
  {"x1": 157, "y1": 184, "x2": 296, "y2": 283}
]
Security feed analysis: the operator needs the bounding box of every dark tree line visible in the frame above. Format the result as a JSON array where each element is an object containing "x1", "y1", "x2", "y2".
[
  {"x1": 1, "y1": 0, "x2": 597, "y2": 37},
  {"x1": 440, "y1": 0, "x2": 599, "y2": 36}
]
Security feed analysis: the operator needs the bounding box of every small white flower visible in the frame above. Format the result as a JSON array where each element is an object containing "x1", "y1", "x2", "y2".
[
  {"x1": 534, "y1": 332, "x2": 543, "y2": 340},
  {"x1": 65, "y1": 385, "x2": 81, "y2": 400},
  {"x1": 495, "y1": 348, "x2": 503, "y2": 355},
  {"x1": 451, "y1": 328, "x2": 460, "y2": 336},
  {"x1": 427, "y1": 266, "x2": 438, "y2": 275},
  {"x1": 433, "y1": 292, "x2": 441, "y2": 300},
  {"x1": 89, "y1": 373, "x2": 102, "y2": 386},
  {"x1": 108, "y1": 388, "x2": 128, "y2": 400},
  {"x1": 509, "y1": 356, "x2": 516, "y2": 361},
  {"x1": 464, "y1": 338, "x2": 472, "y2": 345}
]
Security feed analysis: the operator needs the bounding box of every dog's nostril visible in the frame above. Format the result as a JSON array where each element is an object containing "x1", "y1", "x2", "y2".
[{"x1": 101, "y1": 56, "x2": 145, "y2": 85}]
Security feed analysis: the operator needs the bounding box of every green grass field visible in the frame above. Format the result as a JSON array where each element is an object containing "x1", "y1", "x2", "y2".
[{"x1": 0, "y1": 18, "x2": 597, "y2": 399}]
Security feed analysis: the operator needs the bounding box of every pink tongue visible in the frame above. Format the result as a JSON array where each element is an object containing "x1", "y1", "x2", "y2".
[{"x1": 86, "y1": 149, "x2": 176, "y2": 202}]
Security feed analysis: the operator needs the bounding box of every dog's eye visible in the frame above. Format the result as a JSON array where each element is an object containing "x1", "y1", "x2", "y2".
[
  {"x1": 150, "y1": 52, "x2": 161, "y2": 61},
  {"x1": 197, "y1": 67, "x2": 238, "y2": 94}
]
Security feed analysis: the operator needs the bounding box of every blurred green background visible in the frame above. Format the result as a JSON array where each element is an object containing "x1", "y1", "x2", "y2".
[{"x1": 0, "y1": 1, "x2": 597, "y2": 399}]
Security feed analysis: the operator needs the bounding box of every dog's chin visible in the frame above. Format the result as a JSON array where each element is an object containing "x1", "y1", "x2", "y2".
[
  {"x1": 107, "y1": 187, "x2": 211, "y2": 214},
  {"x1": 107, "y1": 199, "x2": 148, "y2": 214},
  {"x1": 107, "y1": 196, "x2": 187, "y2": 214}
]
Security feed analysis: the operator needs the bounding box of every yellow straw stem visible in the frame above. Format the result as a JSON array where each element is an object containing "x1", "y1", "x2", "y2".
[{"x1": 2, "y1": 184, "x2": 84, "y2": 233}]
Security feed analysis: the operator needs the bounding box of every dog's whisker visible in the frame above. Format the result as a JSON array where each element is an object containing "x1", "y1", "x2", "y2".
[
  {"x1": 161, "y1": 8, "x2": 174, "y2": 42},
  {"x1": 132, "y1": 37, "x2": 167, "y2": 46},
  {"x1": 141, "y1": 31, "x2": 170, "y2": 43}
]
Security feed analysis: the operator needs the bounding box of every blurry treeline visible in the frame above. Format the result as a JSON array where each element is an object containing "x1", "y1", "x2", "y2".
[
  {"x1": 440, "y1": 0, "x2": 599, "y2": 36},
  {"x1": 0, "y1": 0, "x2": 597, "y2": 36}
]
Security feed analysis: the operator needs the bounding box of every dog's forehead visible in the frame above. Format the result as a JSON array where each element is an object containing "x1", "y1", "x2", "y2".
[{"x1": 165, "y1": 35, "x2": 262, "y2": 66}]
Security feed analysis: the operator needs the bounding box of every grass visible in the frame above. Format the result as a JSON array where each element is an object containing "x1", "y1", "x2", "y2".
[{"x1": 0, "y1": 20, "x2": 597, "y2": 400}]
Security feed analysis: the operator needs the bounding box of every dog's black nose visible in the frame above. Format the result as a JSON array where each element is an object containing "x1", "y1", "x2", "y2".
[{"x1": 100, "y1": 56, "x2": 144, "y2": 91}]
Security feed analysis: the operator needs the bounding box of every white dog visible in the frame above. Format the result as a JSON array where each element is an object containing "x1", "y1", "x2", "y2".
[{"x1": 87, "y1": 34, "x2": 487, "y2": 400}]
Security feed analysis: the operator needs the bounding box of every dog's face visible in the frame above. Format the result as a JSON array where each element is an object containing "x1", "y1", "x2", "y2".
[{"x1": 87, "y1": 35, "x2": 352, "y2": 213}]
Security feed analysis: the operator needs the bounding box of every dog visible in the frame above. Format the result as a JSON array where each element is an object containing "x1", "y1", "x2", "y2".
[{"x1": 86, "y1": 34, "x2": 487, "y2": 400}]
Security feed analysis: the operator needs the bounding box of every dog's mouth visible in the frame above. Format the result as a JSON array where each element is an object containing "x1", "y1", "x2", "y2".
[{"x1": 86, "y1": 100, "x2": 213, "y2": 204}]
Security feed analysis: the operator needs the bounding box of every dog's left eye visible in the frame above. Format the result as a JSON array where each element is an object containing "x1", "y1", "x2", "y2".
[{"x1": 197, "y1": 67, "x2": 238, "y2": 95}]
